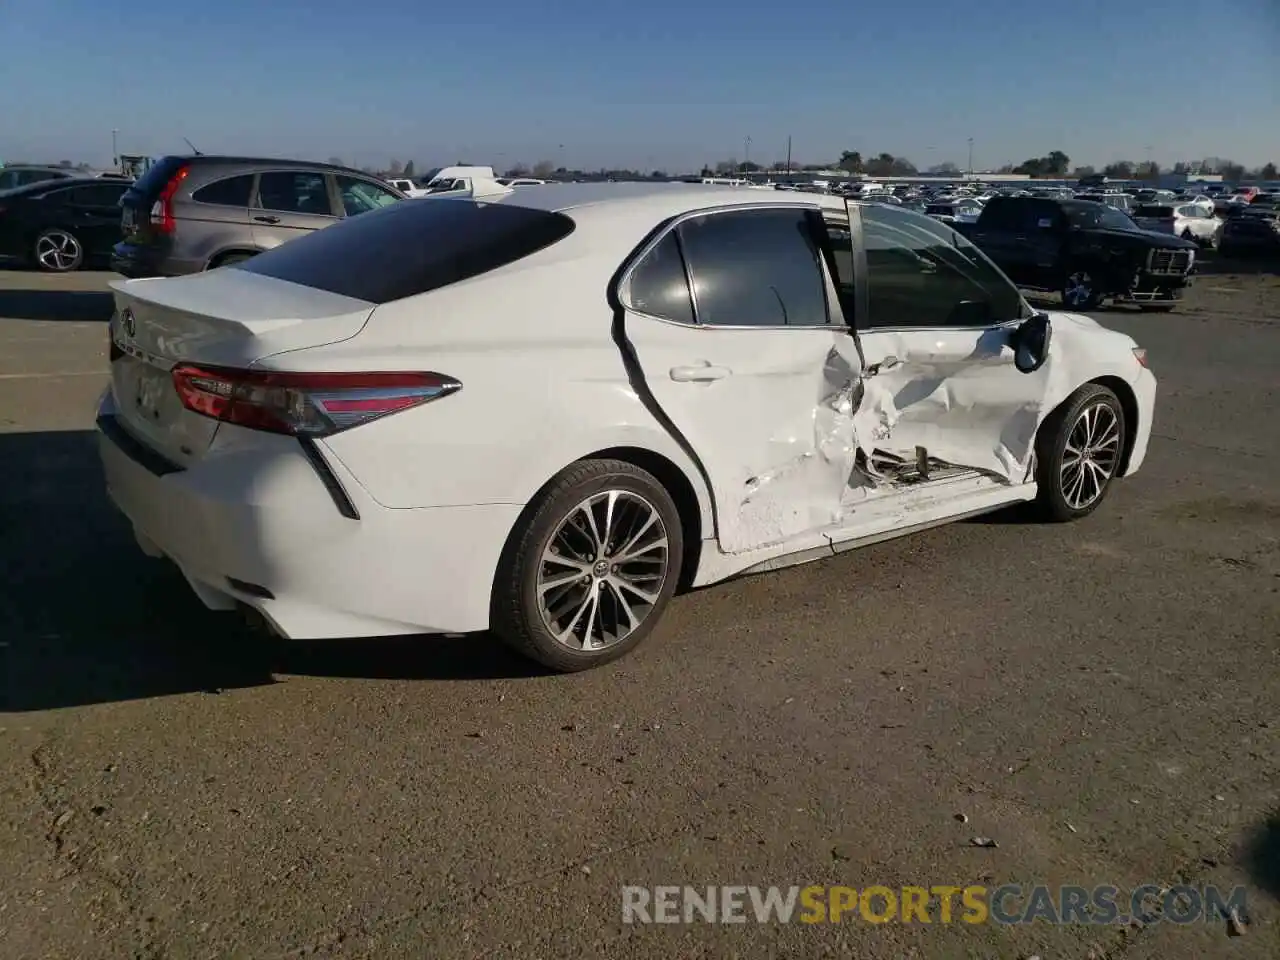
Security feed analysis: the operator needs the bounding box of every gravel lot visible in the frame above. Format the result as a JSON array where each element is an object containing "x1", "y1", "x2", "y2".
[{"x1": 1, "y1": 263, "x2": 1277, "y2": 959}]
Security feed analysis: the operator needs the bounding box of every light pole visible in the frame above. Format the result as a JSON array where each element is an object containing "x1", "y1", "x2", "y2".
[
  {"x1": 743, "y1": 136, "x2": 751, "y2": 173},
  {"x1": 967, "y1": 137, "x2": 974, "y2": 178},
  {"x1": 112, "y1": 128, "x2": 119, "y2": 169}
]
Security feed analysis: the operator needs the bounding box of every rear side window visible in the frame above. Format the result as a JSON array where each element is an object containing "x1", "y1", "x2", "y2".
[
  {"x1": 193, "y1": 175, "x2": 254, "y2": 207},
  {"x1": 627, "y1": 233, "x2": 694, "y2": 324},
  {"x1": 676, "y1": 207, "x2": 829, "y2": 327},
  {"x1": 1135, "y1": 205, "x2": 1175, "y2": 218},
  {"x1": 62, "y1": 184, "x2": 129, "y2": 205},
  {"x1": 234, "y1": 197, "x2": 576, "y2": 304},
  {"x1": 256, "y1": 172, "x2": 334, "y2": 216}
]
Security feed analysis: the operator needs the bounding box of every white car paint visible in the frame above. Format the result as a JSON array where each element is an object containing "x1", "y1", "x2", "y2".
[
  {"x1": 97, "y1": 183, "x2": 1155, "y2": 649},
  {"x1": 1133, "y1": 203, "x2": 1224, "y2": 246}
]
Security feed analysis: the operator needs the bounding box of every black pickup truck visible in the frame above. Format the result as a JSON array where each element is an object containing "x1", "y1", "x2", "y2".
[{"x1": 953, "y1": 196, "x2": 1199, "y2": 312}]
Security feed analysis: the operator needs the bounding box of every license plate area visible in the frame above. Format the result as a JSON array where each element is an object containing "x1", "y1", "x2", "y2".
[{"x1": 132, "y1": 365, "x2": 168, "y2": 423}]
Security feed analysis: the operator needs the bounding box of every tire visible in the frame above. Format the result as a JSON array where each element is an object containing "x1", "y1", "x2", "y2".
[
  {"x1": 33, "y1": 228, "x2": 84, "y2": 272},
  {"x1": 1061, "y1": 266, "x2": 1103, "y2": 310},
  {"x1": 491, "y1": 458, "x2": 684, "y2": 672},
  {"x1": 1033, "y1": 384, "x2": 1127, "y2": 523}
]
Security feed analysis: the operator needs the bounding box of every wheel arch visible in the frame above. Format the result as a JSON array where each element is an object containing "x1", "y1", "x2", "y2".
[
  {"x1": 206, "y1": 248, "x2": 259, "y2": 270},
  {"x1": 1087, "y1": 375, "x2": 1140, "y2": 476},
  {"x1": 585, "y1": 446, "x2": 704, "y2": 591}
]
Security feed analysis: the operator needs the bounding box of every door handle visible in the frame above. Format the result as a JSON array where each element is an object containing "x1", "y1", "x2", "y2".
[
  {"x1": 670, "y1": 363, "x2": 731, "y2": 382},
  {"x1": 253, "y1": 215, "x2": 281, "y2": 224}
]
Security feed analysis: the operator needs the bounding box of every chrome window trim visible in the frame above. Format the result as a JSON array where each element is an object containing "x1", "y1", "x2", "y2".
[{"x1": 617, "y1": 201, "x2": 840, "y2": 331}]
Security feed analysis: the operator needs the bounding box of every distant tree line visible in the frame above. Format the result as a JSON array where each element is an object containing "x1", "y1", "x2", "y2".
[{"x1": 693, "y1": 150, "x2": 1279, "y2": 181}]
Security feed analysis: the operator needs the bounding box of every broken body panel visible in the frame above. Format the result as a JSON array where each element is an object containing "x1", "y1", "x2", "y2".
[{"x1": 625, "y1": 198, "x2": 1138, "y2": 565}]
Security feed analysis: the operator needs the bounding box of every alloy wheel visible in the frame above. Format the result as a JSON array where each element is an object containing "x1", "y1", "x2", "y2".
[
  {"x1": 1063, "y1": 271, "x2": 1094, "y2": 308},
  {"x1": 537, "y1": 490, "x2": 670, "y2": 652},
  {"x1": 1060, "y1": 402, "x2": 1121, "y2": 510},
  {"x1": 35, "y1": 230, "x2": 81, "y2": 271}
]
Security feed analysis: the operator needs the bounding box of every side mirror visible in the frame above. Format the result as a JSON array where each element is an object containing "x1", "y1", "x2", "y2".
[{"x1": 1012, "y1": 312, "x2": 1053, "y2": 374}]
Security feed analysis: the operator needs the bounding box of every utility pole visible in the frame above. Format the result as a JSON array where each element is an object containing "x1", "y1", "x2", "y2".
[
  {"x1": 785, "y1": 135, "x2": 792, "y2": 174},
  {"x1": 967, "y1": 137, "x2": 974, "y2": 178},
  {"x1": 743, "y1": 136, "x2": 751, "y2": 172},
  {"x1": 112, "y1": 128, "x2": 119, "y2": 170}
]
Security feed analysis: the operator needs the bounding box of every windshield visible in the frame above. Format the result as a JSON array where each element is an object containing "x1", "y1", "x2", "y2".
[
  {"x1": 1067, "y1": 203, "x2": 1140, "y2": 231},
  {"x1": 413, "y1": 167, "x2": 444, "y2": 187}
]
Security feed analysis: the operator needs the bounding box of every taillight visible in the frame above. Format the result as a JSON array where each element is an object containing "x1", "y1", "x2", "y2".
[
  {"x1": 1132, "y1": 347, "x2": 1148, "y2": 368},
  {"x1": 171, "y1": 366, "x2": 461, "y2": 436},
  {"x1": 149, "y1": 165, "x2": 189, "y2": 233}
]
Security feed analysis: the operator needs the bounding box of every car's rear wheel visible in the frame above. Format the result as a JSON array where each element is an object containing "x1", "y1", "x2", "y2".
[
  {"x1": 491, "y1": 459, "x2": 683, "y2": 672},
  {"x1": 33, "y1": 228, "x2": 84, "y2": 272},
  {"x1": 1034, "y1": 384, "x2": 1126, "y2": 522},
  {"x1": 1061, "y1": 268, "x2": 1103, "y2": 310}
]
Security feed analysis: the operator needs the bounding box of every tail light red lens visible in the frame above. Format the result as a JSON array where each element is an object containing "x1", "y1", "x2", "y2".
[
  {"x1": 149, "y1": 165, "x2": 189, "y2": 233},
  {"x1": 171, "y1": 365, "x2": 461, "y2": 436}
]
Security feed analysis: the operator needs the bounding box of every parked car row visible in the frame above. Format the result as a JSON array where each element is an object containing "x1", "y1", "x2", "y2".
[
  {"x1": 0, "y1": 156, "x2": 410, "y2": 273},
  {"x1": 954, "y1": 196, "x2": 1200, "y2": 311}
]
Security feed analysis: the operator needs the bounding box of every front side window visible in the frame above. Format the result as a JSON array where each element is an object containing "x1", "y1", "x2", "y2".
[
  {"x1": 255, "y1": 171, "x2": 334, "y2": 216},
  {"x1": 676, "y1": 207, "x2": 829, "y2": 327},
  {"x1": 860, "y1": 204, "x2": 1024, "y2": 329},
  {"x1": 627, "y1": 232, "x2": 694, "y2": 325},
  {"x1": 1067, "y1": 203, "x2": 1140, "y2": 231},
  {"x1": 335, "y1": 176, "x2": 401, "y2": 216}
]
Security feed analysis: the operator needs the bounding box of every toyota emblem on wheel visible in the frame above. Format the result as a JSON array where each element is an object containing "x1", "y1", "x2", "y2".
[{"x1": 120, "y1": 308, "x2": 136, "y2": 338}]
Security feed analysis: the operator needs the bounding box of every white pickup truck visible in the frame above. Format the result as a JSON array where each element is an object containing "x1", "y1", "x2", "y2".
[{"x1": 385, "y1": 165, "x2": 499, "y2": 198}]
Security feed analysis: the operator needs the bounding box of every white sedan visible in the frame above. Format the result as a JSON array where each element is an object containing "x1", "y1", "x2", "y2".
[{"x1": 97, "y1": 184, "x2": 1156, "y2": 671}]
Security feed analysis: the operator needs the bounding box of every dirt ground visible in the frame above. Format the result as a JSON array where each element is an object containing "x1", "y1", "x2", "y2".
[{"x1": 0, "y1": 262, "x2": 1277, "y2": 959}]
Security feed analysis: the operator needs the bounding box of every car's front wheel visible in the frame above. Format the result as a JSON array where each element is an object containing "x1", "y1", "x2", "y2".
[
  {"x1": 1034, "y1": 384, "x2": 1127, "y2": 522},
  {"x1": 1061, "y1": 267, "x2": 1103, "y2": 310},
  {"x1": 33, "y1": 228, "x2": 84, "y2": 272},
  {"x1": 491, "y1": 459, "x2": 684, "y2": 672}
]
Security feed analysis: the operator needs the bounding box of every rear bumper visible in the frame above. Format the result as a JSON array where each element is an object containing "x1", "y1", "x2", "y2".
[
  {"x1": 95, "y1": 391, "x2": 520, "y2": 638},
  {"x1": 110, "y1": 242, "x2": 204, "y2": 279}
]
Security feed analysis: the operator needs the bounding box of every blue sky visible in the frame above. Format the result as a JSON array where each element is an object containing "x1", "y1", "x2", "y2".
[{"x1": 2, "y1": 0, "x2": 1276, "y2": 173}]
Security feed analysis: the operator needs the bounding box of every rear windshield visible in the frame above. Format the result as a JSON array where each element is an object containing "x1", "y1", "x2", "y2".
[
  {"x1": 1134, "y1": 205, "x2": 1175, "y2": 218},
  {"x1": 234, "y1": 196, "x2": 576, "y2": 303},
  {"x1": 129, "y1": 156, "x2": 189, "y2": 198}
]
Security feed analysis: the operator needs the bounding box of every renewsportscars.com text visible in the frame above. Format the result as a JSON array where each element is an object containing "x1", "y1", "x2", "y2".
[{"x1": 621, "y1": 884, "x2": 1247, "y2": 925}]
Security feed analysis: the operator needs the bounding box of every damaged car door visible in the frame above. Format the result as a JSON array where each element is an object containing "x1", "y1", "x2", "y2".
[
  {"x1": 838, "y1": 201, "x2": 1054, "y2": 484},
  {"x1": 620, "y1": 206, "x2": 863, "y2": 554}
]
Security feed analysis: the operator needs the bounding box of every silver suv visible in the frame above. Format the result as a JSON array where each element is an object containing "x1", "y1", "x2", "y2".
[{"x1": 111, "y1": 156, "x2": 406, "y2": 278}]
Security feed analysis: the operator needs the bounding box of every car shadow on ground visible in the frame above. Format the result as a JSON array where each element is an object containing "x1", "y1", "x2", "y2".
[
  {"x1": 0, "y1": 288, "x2": 115, "y2": 322},
  {"x1": 962, "y1": 501, "x2": 1040, "y2": 524},
  {"x1": 1244, "y1": 811, "x2": 1280, "y2": 901},
  {"x1": 0, "y1": 430, "x2": 546, "y2": 713}
]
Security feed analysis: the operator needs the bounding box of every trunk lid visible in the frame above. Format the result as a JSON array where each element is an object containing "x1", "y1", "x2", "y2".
[{"x1": 108, "y1": 268, "x2": 375, "y2": 467}]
